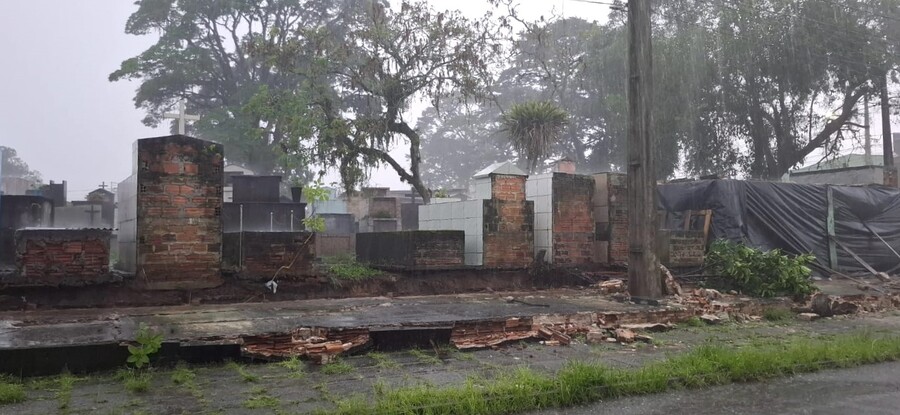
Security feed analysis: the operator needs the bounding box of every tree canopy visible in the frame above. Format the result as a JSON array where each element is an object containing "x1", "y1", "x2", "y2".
[{"x1": 114, "y1": 0, "x2": 900, "y2": 195}]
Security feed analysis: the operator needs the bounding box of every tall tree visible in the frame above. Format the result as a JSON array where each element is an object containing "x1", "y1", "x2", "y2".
[
  {"x1": 418, "y1": 101, "x2": 512, "y2": 189},
  {"x1": 110, "y1": 0, "x2": 355, "y2": 178},
  {"x1": 253, "y1": 0, "x2": 506, "y2": 203},
  {"x1": 661, "y1": 0, "x2": 899, "y2": 179}
]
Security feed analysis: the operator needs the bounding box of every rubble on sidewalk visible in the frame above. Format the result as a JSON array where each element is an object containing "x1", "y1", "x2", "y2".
[
  {"x1": 597, "y1": 279, "x2": 626, "y2": 294},
  {"x1": 242, "y1": 328, "x2": 370, "y2": 364}
]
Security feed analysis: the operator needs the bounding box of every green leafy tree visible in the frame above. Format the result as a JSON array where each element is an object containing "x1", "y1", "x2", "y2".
[
  {"x1": 110, "y1": 0, "x2": 347, "y2": 178},
  {"x1": 500, "y1": 101, "x2": 569, "y2": 173},
  {"x1": 252, "y1": 0, "x2": 507, "y2": 203}
]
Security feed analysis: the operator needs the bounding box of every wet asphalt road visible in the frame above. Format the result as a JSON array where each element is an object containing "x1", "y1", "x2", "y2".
[{"x1": 533, "y1": 361, "x2": 900, "y2": 414}]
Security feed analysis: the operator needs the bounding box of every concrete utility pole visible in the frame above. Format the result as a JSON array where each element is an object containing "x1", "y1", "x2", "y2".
[
  {"x1": 881, "y1": 73, "x2": 897, "y2": 187},
  {"x1": 626, "y1": 0, "x2": 662, "y2": 298}
]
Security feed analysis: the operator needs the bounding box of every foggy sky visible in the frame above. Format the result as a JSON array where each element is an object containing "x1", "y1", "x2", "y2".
[{"x1": 0, "y1": 1, "x2": 604, "y2": 200}]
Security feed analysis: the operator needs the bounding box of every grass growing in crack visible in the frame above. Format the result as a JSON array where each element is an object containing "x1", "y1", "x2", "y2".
[
  {"x1": 763, "y1": 308, "x2": 794, "y2": 322},
  {"x1": 170, "y1": 365, "x2": 206, "y2": 402},
  {"x1": 122, "y1": 371, "x2": 152, "y2": 394},
  {"x1": 278, "y1": 355, "x2": 307, "y2": 379},
  {"x1": 56, "y1": 373, "x2": 77, "y2": 410},
  {"x1": 323, "y1": 332, "x2": 900, "y2": 415},
  {"x1": 368, "y1": 352, "x2": 400, "y2": 370},
  {"x1": 320, "y1": 359, "x2": 355, "y2": 375},
  {"x1": 0, "y1": 375, "x2": 25, "y2": 405},
  {"x1": 243, "y1": 386, "x2": 280, "y2": 409},
  {"x1": 227, "y1": 361, "x2": 259, "y2": 382},
  {"x1": 409, "y1": 348, "x2": 443, "y2": 365}
]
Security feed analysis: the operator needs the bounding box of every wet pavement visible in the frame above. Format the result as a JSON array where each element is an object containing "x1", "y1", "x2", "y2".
[
  {"x1": 533, "y1": 360, "x2": 900, "y2": 415},
  {"x1": 0, "y1": 289, "x2": 653, "y2": 349},
  {"x1": 1, "y1": 310, "x2": 899, "y2": 414}
]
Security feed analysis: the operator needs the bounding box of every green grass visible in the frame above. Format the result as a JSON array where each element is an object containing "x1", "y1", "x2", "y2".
[
  {"x1": 56, "y1": 373, "x2": 76, "y2": 409},
  {"x1": 763, "y1": 308, "x2": 794, "y2": 322},
  {"x1": 170, "y1": 366, "x2": 196, "y2": 385},
  {"x1": 683, "y1": 316, "x2": 705, "y2": 327},
  {"x1": 243, "y1": 386, "x2": 280, "y2": 409},
  {"x1": 323, "y1": 255, "x2": 382, "y2": 285},
  {"x1": 278, "y1": 356, "x2": 307, "y2": 379},
  {"x1": 170, "y1": 365, "x2": 205, "y2": 402},
  {"x1": 409, "y1": 348, "x2": 443, "y2": 365},
  {"x1": 123, "y1": 371, "x2": 151, "y2": 394},
  {"x1": 0, "y1": 378, "x2": 26, "y2": 405},
  {"x1": 227, "y1": 361, "x2": 259, "y2": 383},
  {"x1": 320, "y1": 359, "x2": 355, "y2": 375},
  {"x1": 322, "y1": 332, "x2": 900, "y2": 415},
  {"x1": 368, "y1": 352, "x2": 400, "y2": 370}
]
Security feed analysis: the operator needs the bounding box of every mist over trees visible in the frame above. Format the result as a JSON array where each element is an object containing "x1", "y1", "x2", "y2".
[
  {"x1": 0, "y1": 146, "x2": 42, "y2": 183},
  {"x1": 113, "y1": 0, "x2": 900, "y2": 195}
]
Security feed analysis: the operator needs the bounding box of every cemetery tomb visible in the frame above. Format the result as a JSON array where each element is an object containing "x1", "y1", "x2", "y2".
[
  {"x1": 117, "y1": 135, "x2": 224, "y2": 290},
  {"x1": 526, "y1": 172, "x2": 595, "y2": 265}
]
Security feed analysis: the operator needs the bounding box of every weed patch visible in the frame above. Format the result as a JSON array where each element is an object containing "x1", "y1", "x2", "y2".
[
  {"x1": 56, "y1": 373, "x2": 76, "y2": 409},
  {"x1": 321, "y1": 359, "x2": 355, "y2": 375},
  {"x1": 171, "y1": 366, "x2": 196, "y2": 385},
  {"x1": 323, "y1": 255, "x2": 381, "y2": 285},
  {"x1": 243, "y1": 387, "x2": 280, "y2": 409},
  {"x1": 122, "y1": 371, "x2": 151, "y2": 394},
  {"x1": 278, "y1": 356, "x2": 307, "y2": 378},
  {"x1": 409, "y1": 348, "x2": 443, "y2": 365},
  {"x1": 683, "y1": 316, "x2": 705, "y2": 327},
  {"x1": 763, "y1": 308, "x2": 793, "y2": 322},
  {"x1": 0, "y1": 378, "x2": 25, "y2": 405},
  {"x1": 323, "y1": 332, "x2": 900, "y2": 414},
  {"x1": 227, "y1": 361, "x2": 259, "y2": 382},
  {"x1": 368, "y1": 352, "x2": 399, "y2": 370}
]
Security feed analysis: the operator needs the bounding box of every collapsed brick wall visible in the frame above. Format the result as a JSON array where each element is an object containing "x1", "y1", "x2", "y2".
[
  {"x1": 222, "y1": 232, "x2": 315, "y2": 280},
  {"x1": 551, "y1": 173, "x2": 595, "y2": 266},
  {"x1": 14, "y1": 229, "x2": 111, "y2": 286},
  {"x1": 484, "y1": 174, "x2": 534, "y2": 268},
  {"x1": 136, "y1": 135, "x2": 224, "y2": 290},
  {"x1": 356, "y1": 231, "x2": 464, "y2": 269}
]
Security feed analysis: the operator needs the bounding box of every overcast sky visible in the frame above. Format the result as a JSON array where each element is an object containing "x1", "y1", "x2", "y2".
[{"x1": 0, "y1": 0, "x2": 612, "y2": 200}]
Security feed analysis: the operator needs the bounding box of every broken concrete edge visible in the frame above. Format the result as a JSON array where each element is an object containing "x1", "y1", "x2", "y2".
[{"x1": 236, "y1": 290, "x2": 900, "y2": 364}]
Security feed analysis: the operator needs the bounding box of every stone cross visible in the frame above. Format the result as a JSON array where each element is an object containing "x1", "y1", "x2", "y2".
[{"x1": 163, "y1": 101, "x2": 200, "y2": 135}]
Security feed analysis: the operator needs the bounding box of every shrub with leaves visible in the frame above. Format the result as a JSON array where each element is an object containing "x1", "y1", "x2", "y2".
[
  {"x1": 705, "y1": 240, "x2": 816, "y2": 298},
  {"x1": 127, "y1": 323, "x2": 163, "y2": 369}
]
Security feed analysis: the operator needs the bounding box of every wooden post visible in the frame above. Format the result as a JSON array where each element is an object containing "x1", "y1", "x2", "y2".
[
  {"x1": 881, "y1": 72, "x2": 897, "y2": 186},
  {"x1": 626, "y1": 0, "x2": 662, "y2": 298}
]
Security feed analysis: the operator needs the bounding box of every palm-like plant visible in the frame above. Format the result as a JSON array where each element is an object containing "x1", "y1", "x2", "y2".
[{"x1": 500, "y1": 101, "x2": 569, "y2": 173}]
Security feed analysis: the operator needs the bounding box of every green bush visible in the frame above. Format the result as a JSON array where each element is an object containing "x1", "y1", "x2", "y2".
[{"x1": 705, "y1": 240, "x2": 816, "y2": 298}]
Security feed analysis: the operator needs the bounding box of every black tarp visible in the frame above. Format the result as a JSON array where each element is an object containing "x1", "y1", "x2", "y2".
[{"x1": 657, "y1": 180, "x2": 900, "y2": 275}]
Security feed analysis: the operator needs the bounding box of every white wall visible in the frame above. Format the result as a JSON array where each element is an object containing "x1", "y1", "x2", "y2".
[
  {"x1": 419, "y1": 200, "x2": 483, "y2": 265},
  {"x1": 526, "y1": 174, "x2": 554, "y2": 263}
]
